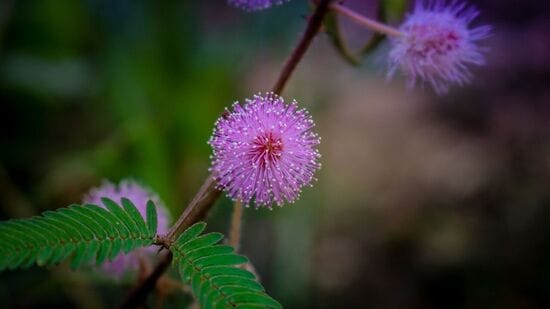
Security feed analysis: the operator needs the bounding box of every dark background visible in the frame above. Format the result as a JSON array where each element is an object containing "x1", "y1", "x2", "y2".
[{"x1": 1, "y1": 0, "x2": 549, "y2": 308}]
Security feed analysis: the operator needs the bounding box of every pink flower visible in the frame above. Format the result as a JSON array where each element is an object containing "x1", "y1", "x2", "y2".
[
  {"x1": 83, "y1": 179, "x2": 171, "y2": 279},
  {"x1": 209, "y1": 93, "x2": 321, "y2": 208},
  {"x1": 388, "y1": 0, "x2": 491, "y2": 94}
]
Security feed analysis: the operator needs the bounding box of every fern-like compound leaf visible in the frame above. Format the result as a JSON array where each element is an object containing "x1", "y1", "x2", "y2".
[
  {"x1": 0, "y1": 199, "x2": 158, "y2": 271},
  {"x1": 145, "y1": 200, "x2": 158, "y2": 237},
  {"x1": 171, "y1": 222, "x2": 282, "y2": 309}
]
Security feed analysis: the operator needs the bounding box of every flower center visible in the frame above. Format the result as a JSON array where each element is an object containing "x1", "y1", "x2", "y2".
[
  {"x1": 251, "y1": 131, "x2": 284, "y2": 166},
  {"x1": 407, "y1": 24, "x2": 462, "y2": 57}
]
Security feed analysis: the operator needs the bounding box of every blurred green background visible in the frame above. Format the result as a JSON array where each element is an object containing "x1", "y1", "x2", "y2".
[{"x1": 1, "y1": 0, "x2": 550, "y2": 308}]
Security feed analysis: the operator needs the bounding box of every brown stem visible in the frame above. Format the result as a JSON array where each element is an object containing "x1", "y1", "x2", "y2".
[
  {"x1": 272, "y1": 0, "x2": 333, "y2": 94},
  {"x1": 165, "y1": 176, "x2": 221, "y2": 243},
  {"x1": 121, "y1": 1, "x2": 332, "y2": 307},
  {"x1": 121, "y1": 251, "x2": 173, "y2": 309},
  {"x1": 121, "y1": 176, "x2": 221, "y2": 308},
  {"x1": 228, "y1": 200, "x2": 244, "y2": 251}
]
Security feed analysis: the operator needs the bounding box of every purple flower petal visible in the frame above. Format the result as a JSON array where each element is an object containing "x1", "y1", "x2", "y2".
[{"x1": 209, "y1": 93, "x2": 321, "y2": 208}]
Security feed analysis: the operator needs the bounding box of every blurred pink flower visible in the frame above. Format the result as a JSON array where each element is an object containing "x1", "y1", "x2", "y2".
[
  {"x1": 388, "y1": 0, "x2": 491, "y2": 94},
  {"x1": 83, "y1": 179, "x2": 171, "y2": 279}
]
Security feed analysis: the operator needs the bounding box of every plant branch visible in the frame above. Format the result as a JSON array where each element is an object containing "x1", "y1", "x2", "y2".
[
  {"x1": 121, "y1": 175, "x2": 221, "y2": 308},
  {"x1": 329, "y1": 2, "x2": 403, "y2": 37},
  {"x1": 121, "y1": 251, "x2": 173, "y2": 309},
  {"x1": 272, "y1": 0, "x2": 333, "y2": 94},
  {"x1": 228, "y1": 200, "x2": 244, "y2": 251},
  {"x1": 165, "y1": 176, "x2": 221, "y2": 243},
  {"x1": 122, "y1": 1, "x2": 333, "y2": 307}
]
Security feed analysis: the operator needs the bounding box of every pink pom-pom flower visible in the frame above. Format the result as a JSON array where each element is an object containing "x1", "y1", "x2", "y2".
[
  {"x1": 82, "y1": 179, "x2": 171, "y2": 279},
  {"x1": 209, "y1": 93, "x2": 321, "y2": 208},
  {"x1": 388, "y1": 0, "x2": 491, "y2": 94}
]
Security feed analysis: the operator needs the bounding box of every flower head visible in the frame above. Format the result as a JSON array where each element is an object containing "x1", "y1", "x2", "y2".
[
  {"x1": 228, "y1": 0, "x2": 288, "y2": 11},
  {"x1": 83, "y1": 179, "x2": 171, "y2": 279},
  {"x1": 209, "y1": 93, "x2": 321, "y2": 208},
  {"x1": 388, "y1": 0, "x2": 491, "y2": 94}
]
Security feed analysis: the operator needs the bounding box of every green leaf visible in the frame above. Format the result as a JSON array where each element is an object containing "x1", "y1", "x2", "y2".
[
  {"x1": 175, "y1": 222, "x2": 207, "y2": 247},
  {"x1": 171, "y1": 222, "x2": 281, "y2": 309},
  {"x1": 228, "y1": 292, "x2": 282, "y2": 308},
  {"x1": 120, "y1": 198, "x2": 149, "y2": 239},
  {"x1": 145, "y1": 200, "x2": 157, "y2": 237},
  {"x1": 64, "y1": 205, "x2": 107, "y2": 239},
  {"x1": 208, "y1": 276, "x2": 264, "y2": 292},
  {"x1": 71, "y1": 242, "x2": 88, "y2": 269},
  {"x1": 56, "y1": 213, "x2": 95, "y2": 242},
  {"x1": 81, "y1": 240, "x2": 100, "y2": 265},
  {"x1": 180, "y1": 233, "x2": 224, "y2": 252},
  {"x1": 93, "y1": 203, "x2": 131, "y2": 239},
  {"x1": 0, "y1": 199, "x2": 159, "y2": 271},
  {"x1": 95, "y1": 241, "x2": 111, "y2": 266},
  {"x1": 194, "y1": 254, "x2": 248, "y2": 268},
  {"x1": 108, "y1": 238, "x2": 123, "y2": 261},
  {"x1": 102, "y1": 198, "x2": 138, "y2": 238},
  {"x1": 234, "y1": 305, "x2": 270, "y2": 309},
  {"x1": 49, "y1": 245, "x2": 68, "y2": 265},
  {"x1": 202, "y1": 266, "x2": 256, "y2": 280},
  {"x1": 36, "y1": 246, "x2": 54, "y2": 266},
  {"x1": 185, "y1": 245, "x2": 234, "y2": 261},
  {"x1": 122, "y1": 238, "x2": 136, "y2": 254},
  {"x1": 78, "y1": 205, "x2": 117, "y2": 238}
]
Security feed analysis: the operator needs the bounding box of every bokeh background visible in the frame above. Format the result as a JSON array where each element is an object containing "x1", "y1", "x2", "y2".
[{"x1": 1, "y1": 0, "x2": 550, "y2": 308}]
